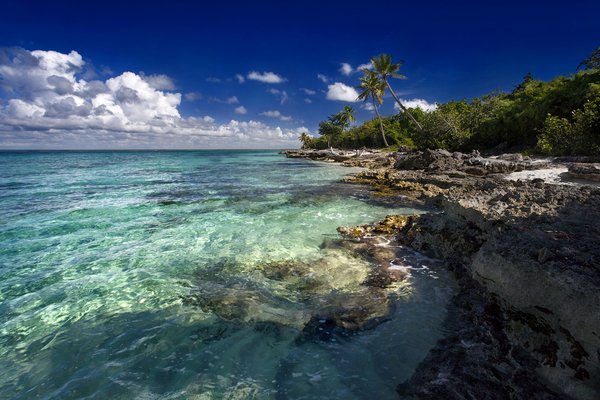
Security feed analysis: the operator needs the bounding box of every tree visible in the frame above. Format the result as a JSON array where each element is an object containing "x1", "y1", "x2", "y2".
[
  {"x1": 357, "y1": 69, "x2": 389, "y2": 146},
  {"x1": 298, "y1": 132, "x2": 314, "y2": 149},
  {"x1": 371, "y1": 54, "x2": 423, "y2": 130},
  {"x1": 331, "y1": 105, "x2": 356, "y2": 132},
  {"x1": 577, "y1": 46, "x2": 600, "y2": 71},
  {"x1": 318, "y1": 120, "x2": 342, "y2": 147}
]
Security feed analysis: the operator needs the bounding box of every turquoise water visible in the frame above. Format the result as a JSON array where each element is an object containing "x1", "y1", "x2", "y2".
[{"x1": 0, "y1": 150, "x2": 455, "y2": 399}]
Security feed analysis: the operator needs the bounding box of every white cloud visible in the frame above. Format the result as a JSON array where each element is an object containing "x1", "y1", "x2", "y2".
[
  {"x1": 317, "y1": 74, "x2": 328, "y2": 83},
  {"x1": 235, "y1": 73, "x2": 245, "y2": 83},
  {"x1": 205, "y1": 77, "x2": 221, "y2": 83},
  {"x1": 211, "y1": 96, "x2": 239, "y2": 104},
  {"x1": 140, "y1": 73, "x2": 175, "y2": 90},
  {"x1": 234, "y1": 105, "x2": 247, "y2": 114},
  {"x1": 393, "y1": 98, "x2": 437, "y2": 112},
  {"x1": 338, "y1": 62, "x2": 372, "y2": 76},
  {"x1": 184, "y1": 92, "x2": 201, "y2": 101},
  {"x1": 339, "y1": 63, "x2": 353, "y2": 76},
  {"x1": 361, "y1": 102, "x2": 375, "y2": 111},
  {"x1": 247, "y1": 71, "x2": 286, "y2": 84},
  {"x1": 260, "y1": 110, "x2": 282, "y2": 118},
  {"x1": 326, "y1": 82, "x2": 359, "y2": 102},
  {"x1": 259, "y1": 110, "x2": 291, "y2": 121},
  {"x1": 267, "y1": 88, "x2": 288, "y2": 104},
  {"x1": 304, "y1": 98, "x2": 312, "y2": 104},
  {"x1": 300, "y1": 88, "x2": 316, "y2": 95},
  {"x1": 0, "y1": 48, "x2": 306, "y2": 149}
]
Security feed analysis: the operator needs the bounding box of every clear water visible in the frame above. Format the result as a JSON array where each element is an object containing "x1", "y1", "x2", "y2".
[{"x1": 0, "y1": 150, "x2": 455, "y2": 399}]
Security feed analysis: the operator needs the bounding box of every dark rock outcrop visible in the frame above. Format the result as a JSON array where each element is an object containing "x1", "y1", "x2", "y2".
[{"x1": 568, "y1": 163, "x2": 600, "y2": 182}]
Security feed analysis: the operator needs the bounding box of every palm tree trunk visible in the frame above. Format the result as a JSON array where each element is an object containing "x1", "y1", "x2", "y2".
[
  {"x1": 385, "y1": 80, "x2": 423, "y2": 131},
  {"x1": 373, "y1": 102, "x2": 389, "y2": 147}
]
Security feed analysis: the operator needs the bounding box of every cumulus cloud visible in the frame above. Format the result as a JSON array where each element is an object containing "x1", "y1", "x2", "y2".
[
  {"x1": 300, "y1": 88, "x2": 316, "y2": 95},
  {"x1": 317, "y1": 74, "x2": 328, "y2": 83},
  {"x1": 326, "y1": 82, "x2": 359, "y2": 102},
  {"x1": 361, "y1": 102, "x2": 375, "y2": 111},
  {"x1": 140, "y1": 73, "x2": 175, "y2": 90},
  {"x1": 260, "y1": 110, "x2": 282, "y2": 118},
  {"x1": 339, "y1": 63, "x2": 353, "y2": 76},
  {"x1": 0, "y1": 48, "x2": 306, "y2": 149},
  {"x1": 235, "y1": 74, "x2": 245, "y2": 83},
  {"x1": 234, "y1": 105, "x2": 247, "y2": 114},
  {"x1": 247, "y1": 71, "x2": 286, "y2": 84},
  {"x1": 393, "y1": 98, "x2": 437, "y2": 112},
  {"x1": 338, "y1": 62, "x2": 372, "y2": 76},
  {"x1": 259, "y1": 110, "x2": 291, "y2": 121}
]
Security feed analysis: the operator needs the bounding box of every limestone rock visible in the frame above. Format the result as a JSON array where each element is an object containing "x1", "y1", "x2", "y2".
[{"x1": 568, "y1": 163, "x2": 600, "y2": 182}]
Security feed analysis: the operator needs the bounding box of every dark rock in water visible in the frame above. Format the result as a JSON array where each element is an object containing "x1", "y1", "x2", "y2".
[
  {"x1": 258, "y1": 260, "x2": 324, "y2": 293},
  {"x1": 185, "y1": 243, "x2": 405, "y2": 334},
  {"x1": 304, "y1": 288, "x2": 393, "y2": 334},
  {"x1": 568, "y1": 163, "x2": 600, "y2": 182}
]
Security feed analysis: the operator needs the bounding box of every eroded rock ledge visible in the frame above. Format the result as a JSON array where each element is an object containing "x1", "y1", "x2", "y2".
[{"x1": 287, "y1": 148, "x2": 600, "y2": 400}]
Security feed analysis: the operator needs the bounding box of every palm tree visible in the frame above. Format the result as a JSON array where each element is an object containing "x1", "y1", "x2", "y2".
[
  {"x1": 371, "y1": 54, "x2": 423, "y2": 130},
  {"x1": 335, "y1": 105, "x2": 356, "y2": 132},
  {"x1": 357, "y1": 69, "x2": 389, "y2": 147},
  {"x1": 298, "y1": 132, "x2": 313, "y2": 149}
]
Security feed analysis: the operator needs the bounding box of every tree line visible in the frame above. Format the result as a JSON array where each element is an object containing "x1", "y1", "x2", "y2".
[{"x1": 300, "y1": 47, "x2": 600, "y2": 156}]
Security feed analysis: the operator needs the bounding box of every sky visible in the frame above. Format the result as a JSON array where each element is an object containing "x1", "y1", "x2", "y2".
[{"x1": 0, "y1": 0, "x2": 599, "y2": 149}]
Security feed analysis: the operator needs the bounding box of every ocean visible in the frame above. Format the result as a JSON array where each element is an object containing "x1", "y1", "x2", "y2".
[{"x1": 0, "y1": 150, "x2": 455, "y2": 399}]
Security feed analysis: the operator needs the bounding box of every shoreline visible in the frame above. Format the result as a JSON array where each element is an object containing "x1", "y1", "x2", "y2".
[{"x1": 282, "y1": 148, "x2": 600, "y2": 400}]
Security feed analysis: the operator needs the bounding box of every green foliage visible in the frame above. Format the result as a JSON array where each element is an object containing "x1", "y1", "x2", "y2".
[
  {"x1": 537, "y1": 97, "x2": 600, "y2": 155},
  {"x1": 311, "y1": 47, "x2": 600, "y2": 156},
  {"x1": 318, "y1": 119, "x2": 342, "y2": 147},
  {"x1": 321, "y1": 116, "x2": 414, "y2": 149},
  {"x1": 578, "y1": 46, "x2": 600, "y2": 71},
  {"x1": 357, "y1": 70, "x2": 389, "y2": 146},
  {"x1": 371, "y1": 53, "x2": 423, "y2": 131},
  {"x1": 415, "y1": 100, "x2": 474, "y2": 151},
  {"x1": 298, "y1": 132, "x2": 314, "y2": 149},
  {"x1": 406, "y1": 65, "x2": 600, "y2": 154}
]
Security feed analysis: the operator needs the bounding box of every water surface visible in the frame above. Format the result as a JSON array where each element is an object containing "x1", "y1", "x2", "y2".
[{"x1": 0, "y1": 150, "x2": 455, "y2": 399}]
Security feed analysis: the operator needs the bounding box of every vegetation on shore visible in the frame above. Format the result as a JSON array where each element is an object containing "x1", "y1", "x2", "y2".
[{"x1": 300, "y1": 47, "x2": 600, "y2": 155}]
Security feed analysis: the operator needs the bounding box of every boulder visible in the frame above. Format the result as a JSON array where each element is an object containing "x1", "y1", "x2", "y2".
[{"x1": 568, "y1": 163, "x2": 600, "y2": 182}]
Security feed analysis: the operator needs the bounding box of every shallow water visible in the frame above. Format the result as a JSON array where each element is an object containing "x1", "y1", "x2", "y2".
[{"x1": 0, "y1": 150, "x2": 455, "y2": 399}]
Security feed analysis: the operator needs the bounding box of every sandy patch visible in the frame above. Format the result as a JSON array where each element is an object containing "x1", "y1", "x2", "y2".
[{"x1": 505, "y1": 167, "x2": 600, "y2": 187}]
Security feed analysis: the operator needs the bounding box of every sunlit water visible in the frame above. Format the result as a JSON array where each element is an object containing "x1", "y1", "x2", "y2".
[{"x1": 0, "y1": 150, "x2": 455, "y2": 399}]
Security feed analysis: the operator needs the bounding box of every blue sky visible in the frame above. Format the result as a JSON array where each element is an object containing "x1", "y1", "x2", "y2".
[{"x1": 0, "y1": 0, "x2": 599, "y2": 149}]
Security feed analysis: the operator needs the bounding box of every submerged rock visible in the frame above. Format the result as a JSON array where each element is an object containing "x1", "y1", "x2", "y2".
[
  {"x1": 304, "y1": 287, "x2": 393, "y2": 334},
  {"x1": 185, "y1": 239, "x2": 408, "y2": 335}
]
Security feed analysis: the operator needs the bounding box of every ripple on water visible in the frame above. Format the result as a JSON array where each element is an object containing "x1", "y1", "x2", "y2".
[{"x1": 0, "y1": 150, "x2": 455, "y2": 399}]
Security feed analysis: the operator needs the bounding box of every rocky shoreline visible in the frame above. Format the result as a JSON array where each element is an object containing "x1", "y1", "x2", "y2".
[{"x1": 282, "y1": 149, "x2": 600, "y2": 400}]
